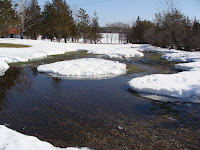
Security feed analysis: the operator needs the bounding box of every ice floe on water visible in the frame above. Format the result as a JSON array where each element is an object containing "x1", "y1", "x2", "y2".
[
  {"x1": 37, "y1": 58, "x2": 127, "y2": 79},
  {"x1": 0, "y1": 125, "x2": 90, "y2": 150},
  {"x1": 128, "y1": 71, "x2": 200, "y2": 101}
]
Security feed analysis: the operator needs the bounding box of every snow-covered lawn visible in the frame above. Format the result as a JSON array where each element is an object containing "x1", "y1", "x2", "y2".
[
  {"x1": 37, "y1": 58, "x2": 127, "y2": 79},
  {"x1": 0, "y1": 38, "x2": 143, "y2": 76},
  {"x1": 129, "y1": 45, "x2": 200, "y2": 102},
  {"x1": 0, "y1": 125, "x2": 90, "y2": 150}
]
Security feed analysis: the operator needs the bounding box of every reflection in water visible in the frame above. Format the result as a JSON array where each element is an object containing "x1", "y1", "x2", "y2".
[
  {"x1": 52, "y1": 77, "x2": 62, "y2": 87},
  {"x1": 128, "y1": 88, "x2": 200, "y2": 128},
  {"x1": 0, "y1": 67, "x2": 32, "y2": 112},
  {"x1": 40, "y1": 72, "x2": 124, "y2": 80},
  {"x1": 151, "y1": 101, "x2": 180, "y2": 119},
  {"x1": 0, "y1": 67, "x2": 22, "y2": 111},
  {"x1": 31, "y1": 67, "x2": 38, "y2": 77}
]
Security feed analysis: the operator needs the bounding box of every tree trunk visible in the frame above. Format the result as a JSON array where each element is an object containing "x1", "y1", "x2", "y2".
[
  {"x1": 111, "y1": 33, "x2": 113, "y2": 43},
  {"x1": 20, "y1": 31, "x2": 24, "y2": 39},
  {"x1": 84, "y1": 38, "x2": 86, "y2": 43}
]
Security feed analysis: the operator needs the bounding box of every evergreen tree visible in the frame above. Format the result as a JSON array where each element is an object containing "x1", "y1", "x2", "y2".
[
  {"x1": 89, "y1": 12, "x2": 102, "y2": 44},
  {"x1": 41, "y1": 1, "x2": 55, "y2": 41},
  {"x1": 42, "y1": 0, "x2": 73, "y2": 42},
  {"x1": 192, "y1": 19, "x2": 200, "y2": 50},
  {"x1": 77, "y1": 8, "x2": 91, "y2": 43},
  {"x1": 0, "y1": 0, "x2": 19, "y2": 37},
  {"x1": 129, "y1": 17, "x2": 152, "y2": 44},
  {"x1": 60, "y1": 0, "x2": 73, "y2": 43},
  {"x1": 70, "y1": 21, "x2": 80, "y2": 42}
]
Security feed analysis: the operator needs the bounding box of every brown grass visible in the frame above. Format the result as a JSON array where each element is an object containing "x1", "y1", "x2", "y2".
[{"x1": 0, "y1": 43, "x2": 31, "y2": 48}]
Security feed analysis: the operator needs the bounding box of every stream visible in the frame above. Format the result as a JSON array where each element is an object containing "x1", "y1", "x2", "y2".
[{"x1": 0, "y1": 52, "x2": 200, "y2": 150}]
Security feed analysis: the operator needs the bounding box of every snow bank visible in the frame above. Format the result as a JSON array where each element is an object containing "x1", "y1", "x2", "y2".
[
  {"x1": 129, "y1": 44, "x2": 200, "y2": 101},
  {"x1": 138, "y1": 45, "x2": 179, "y2": 53},
  {"x1": 87, "y1": 47, "x2": 143, "y2": 59},
  {"x1": 162, "y1": 51, "x2": 200, "y2": 62},
  {"x1": 175, "y1": 62, "x2": 200, "y2": 71},
  {"x1": 138, "y1": 44, "x2": 200, "y2": 63},
  {"x1": 0, "y1": 125, "x2": 90, "y2": 150},
  {"x1": 128, "y1": 71, "x2": 200, "y2": 100},
  {"x1": 129, "y1": 45, "x2": 200, "y2": 103},
  {"x1": 37, "y1": 58, "x2": 127, "y2": 79},
  {"x1": 0, "y1": 62, "x2": 9, "y2": 76}
]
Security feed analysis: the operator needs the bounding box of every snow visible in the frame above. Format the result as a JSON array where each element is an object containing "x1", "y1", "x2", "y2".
[
  {"x1": 175, "y1": 62, "x2": 200, "y2": 71},
  {"x1": 37, "y1": 58, "x2": 127, "y2": 79},
  {"x1": 138, "y1": 44, "x2": 200, "y2": 62},
  {"x1": 128, "y1": 71, "x2": 200, "y2": 100},
  {"x1": 129, "y1": 45, "x2": 200, "y2": 101},
  {"x1": 162, "y1": 51, "x2": 200, "y2": 62},
  {"x1": 138, "y1": 45, "x2": 179, "y2": 53},
  {"x1": 101, "y1": 33, "x2": 124, "y2": 44},
  {"x1": 0, "y1": 38, "x2": 143, "y2": 76},
  {"x1": 0, "y1": 125, "x2": 90, "y2": 150},
  {"x1": 87, "y1": 47, "x2": 143, "y2": 59},
  {"x1": 0, "y1": 62, "x2": 9, "y2": 76}
]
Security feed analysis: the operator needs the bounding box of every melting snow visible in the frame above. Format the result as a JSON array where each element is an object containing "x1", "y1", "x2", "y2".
[
  {"x1": 0, "y1": 125, "x2": 90, "y2": 150},
  {"x1": 175, "y1": 62, "x2": 200, "y2": 71},
  {"x1": 0, "y1": 62, "x2": 9, "y2": 76},
  {"x1": 37, "y1": 58, "x2": 127, "y2": 79},
  {"x1": 128, "y1": 71, "x2": 200, "y2": 100},
  {"x1": 129, "y1": 45, "x2": 200, "y2": 101},
  {"x1": 162, "y1": 51, "x2": 200, "y2": 62},
  {"x1": 0, "y1": 38, "x2": 143, "y2": 76}
]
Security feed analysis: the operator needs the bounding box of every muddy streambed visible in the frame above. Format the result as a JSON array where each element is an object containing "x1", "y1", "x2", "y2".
[{"x1": 0, "y1": 52, "x2": 200, "y2": 150}]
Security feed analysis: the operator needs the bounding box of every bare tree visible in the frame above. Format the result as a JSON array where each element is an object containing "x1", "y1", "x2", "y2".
[
  {"x1": 155, "y1": 0, "x2": 185, "y2": 48},
  {"x1": 18, "y1": 0, "x2": 27, "y2": 39},
  {"x1": 106, "y1": 22, "x2": 130, "y2": 43},
  {"x1": 17, "y1": 0, "x2": 41, "y2": 39},
  {"x1": 105, "y1": 23, "x2": 114, "y2": 43},
  {"x1": 160, "y1": 0, "x2": 180, "y2": 14}
]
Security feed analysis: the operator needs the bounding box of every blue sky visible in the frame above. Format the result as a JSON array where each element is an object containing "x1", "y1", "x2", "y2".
[{"x1": 38, "y1": 0, "x2": 200, "y2": 26}]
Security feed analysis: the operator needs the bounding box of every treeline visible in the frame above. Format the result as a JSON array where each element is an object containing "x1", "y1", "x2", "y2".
[
  {"x1": 1, "y1": 0, "x2": 200, "y2": 50},
  {"x1": 0, "y1": 0, "x2": 102, "y2": 43},
  {"x1": 129, "y1": 12, "x2": 200, "y2": 51},
  {"x1": 104, "y1": 2, "x2": 200, "y2": 51}
]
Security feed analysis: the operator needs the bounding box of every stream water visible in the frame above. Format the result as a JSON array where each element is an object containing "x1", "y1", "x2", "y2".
[{"x1": 0, "y1": 52, "x2": 200, "y2": 150}]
